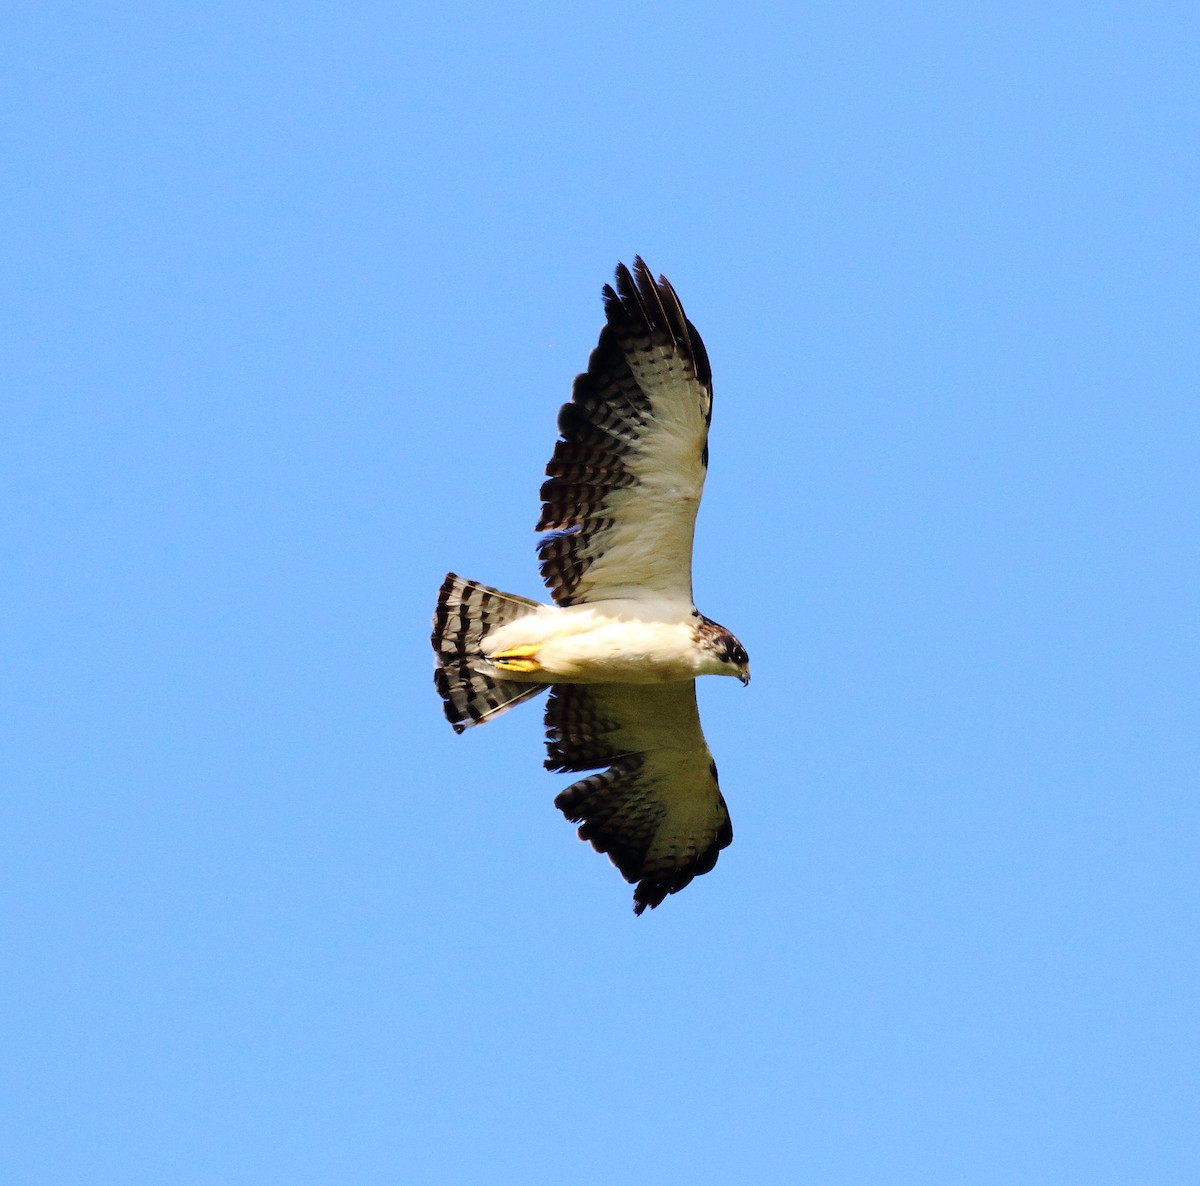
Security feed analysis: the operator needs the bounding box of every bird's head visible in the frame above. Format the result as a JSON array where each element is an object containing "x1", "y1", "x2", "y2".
[
  {"x1": 726, "y1": 637, "x2": 751, "y2": 687},
  {"x1": 698, "y1": 616, "x2": 750, "y2": 685}
]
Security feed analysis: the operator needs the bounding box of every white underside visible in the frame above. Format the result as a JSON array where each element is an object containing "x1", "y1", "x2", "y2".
[{"x1": 480, "y1": 598, "x2": 723, "y2": 684}]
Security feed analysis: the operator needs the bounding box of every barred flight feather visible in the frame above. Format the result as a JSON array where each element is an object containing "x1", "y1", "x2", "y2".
[
  {"x1": 545, "y1": 683, "x2": 733, "y2": 915},
  {"x1": 537, "y1": 257, "x2": 714, "y2": 606},
  {"x1": 431, "y1": 574, "x2": 549, "y2": 732}
]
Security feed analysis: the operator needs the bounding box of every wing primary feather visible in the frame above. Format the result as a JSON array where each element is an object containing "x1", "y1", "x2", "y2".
[
  {"x1": 631, "y1": 256, "x2": 676, "y2": 348},
  {"x1": 545, "y1": 683, "x2": 732, "y2": 914},
  {"x1": 538, "y1": 258, "x2": 714, "y2": 605}
]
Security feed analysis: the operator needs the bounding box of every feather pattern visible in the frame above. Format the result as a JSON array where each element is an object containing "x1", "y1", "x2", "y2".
[
  {"x1": 545, "y1": 681, "x2": 732, "y2": 914},
  {"x1": 538, "y1": 257, "x2": 713, "y2": 606},
  {"x1": 431, "y1": 574, "x2": 549, "y2": 731},
  {"x1": 432, "y1": 260, "x2": 747, "y2": 915}
]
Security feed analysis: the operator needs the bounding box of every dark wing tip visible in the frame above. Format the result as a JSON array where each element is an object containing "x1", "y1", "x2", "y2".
[
  {"x1": 602, "y1": 258, "x2": 712, "y2": 390},
  {"x1": 630, "y1": 866, "x2": 704, "y2": 916},
  {"x1": 604, "y1": 258, "x2": 669, "y2": 331},
  {"x1": 632, "y1": 875, "x2": 687, "y2": 915}
]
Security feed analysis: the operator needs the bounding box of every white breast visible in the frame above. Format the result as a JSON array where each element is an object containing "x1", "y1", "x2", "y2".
[{"x1": 481, "y1": 599, "x2": 715, "y2": 684}]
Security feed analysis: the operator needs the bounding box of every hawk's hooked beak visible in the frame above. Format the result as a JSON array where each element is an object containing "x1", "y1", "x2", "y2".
[{"x1": 738, "y1": 669, "x2": 751, "y2": 687}]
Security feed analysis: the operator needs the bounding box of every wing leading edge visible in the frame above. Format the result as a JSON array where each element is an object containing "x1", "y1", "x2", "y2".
[
  {"x1": 544, "y1": 681, "x2": 732, "y2": 914},
  {"x1": 538, "y1": 258, "x2": 714, "y2": 606}
]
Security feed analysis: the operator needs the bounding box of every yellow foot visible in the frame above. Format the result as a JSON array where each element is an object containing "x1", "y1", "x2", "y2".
[{"x1": 491, "y1": 645, "x2": 544, "y2": 675}]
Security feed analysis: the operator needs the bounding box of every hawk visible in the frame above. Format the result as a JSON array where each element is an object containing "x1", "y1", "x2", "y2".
[{"x1": 431, "y1": 258, "x2": 749, "y2": 914}]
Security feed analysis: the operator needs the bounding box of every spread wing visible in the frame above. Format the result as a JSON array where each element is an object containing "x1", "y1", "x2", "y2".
[
  {"x1": 537, "y1": 258, "x2": 713, "y2": 606},
  {"x1": 545, "y1": 681, "x2": 732, "y2": 914}
]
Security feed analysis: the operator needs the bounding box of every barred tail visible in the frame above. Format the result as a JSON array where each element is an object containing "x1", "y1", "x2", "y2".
[{"x1": 431, "y1": 573, "x2": 549, "y2": 732}]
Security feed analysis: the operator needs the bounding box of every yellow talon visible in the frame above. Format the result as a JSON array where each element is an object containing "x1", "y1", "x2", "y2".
[{"x1": 491, "y1": 645, "x2": 544, "y2": 674}]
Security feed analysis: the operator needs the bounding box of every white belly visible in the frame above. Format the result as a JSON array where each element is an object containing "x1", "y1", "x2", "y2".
[{"x1": 481, "y1": 601, "x2": 711, "y2": 684}]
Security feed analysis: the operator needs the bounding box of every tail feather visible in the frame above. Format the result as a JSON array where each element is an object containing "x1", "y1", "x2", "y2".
[{"x1": 431, "y1": 573, "x2": 549, "y2": 732}]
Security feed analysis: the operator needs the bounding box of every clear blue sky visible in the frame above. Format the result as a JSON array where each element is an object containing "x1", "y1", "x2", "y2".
[{"x1": 4, "y1": 2, "x2": 1197, "y2": 1182}]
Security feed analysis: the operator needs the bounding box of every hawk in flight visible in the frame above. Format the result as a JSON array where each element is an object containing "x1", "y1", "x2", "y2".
[{"x1": 431, "y1": 259, "x2": 748, "y2": 914}]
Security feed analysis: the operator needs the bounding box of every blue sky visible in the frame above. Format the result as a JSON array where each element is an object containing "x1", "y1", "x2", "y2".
[{"x1": 3, "y1": 2, "x2": 1197, "y2": 1182}]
